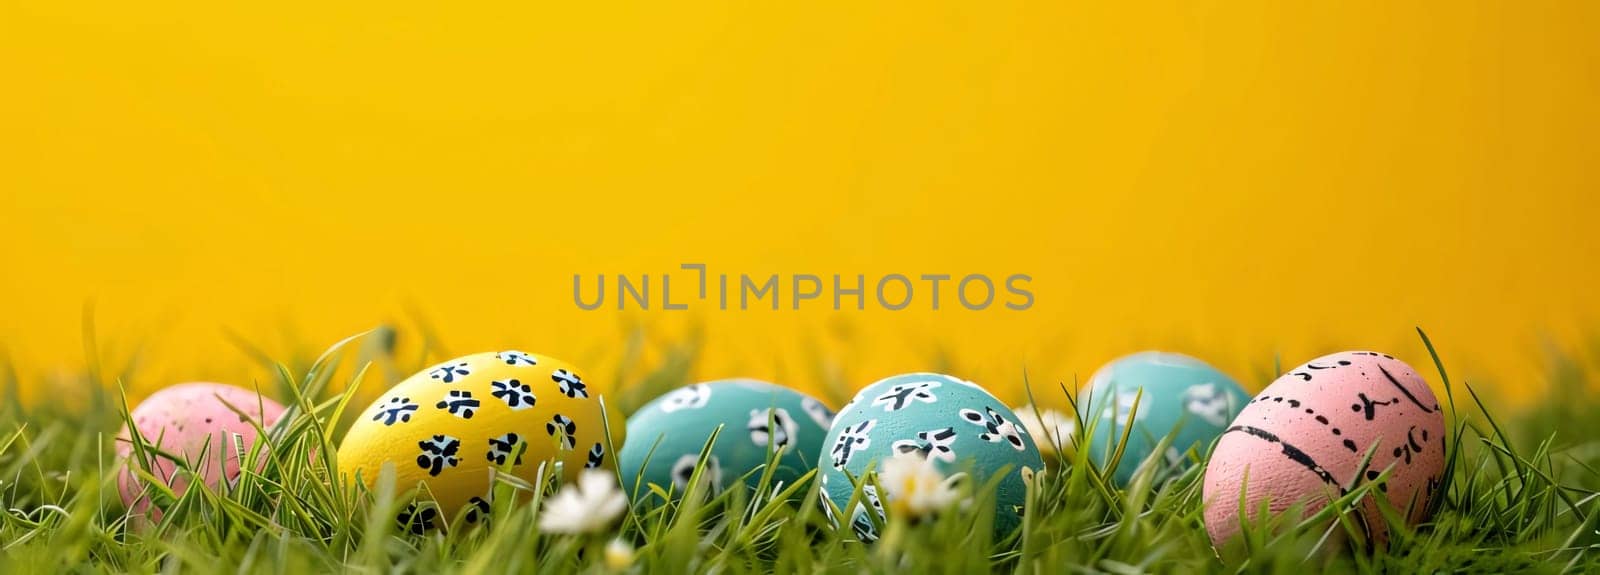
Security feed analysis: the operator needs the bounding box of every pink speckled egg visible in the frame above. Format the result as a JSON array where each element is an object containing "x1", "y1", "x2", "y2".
[
  {"x1": 115, "y1": 383, "x2": 286, "y2": 519},
  {"x1": 1203, "y1": 351, "x2": 1445, "y2": 546}
]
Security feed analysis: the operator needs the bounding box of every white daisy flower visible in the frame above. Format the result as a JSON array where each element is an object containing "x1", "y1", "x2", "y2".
[
  {"x1": 877, "y1": 452, "x2": 963, "y2": 519},
  {"x1": 604, "y1": 538, "x2": 636, "y2": 570},
  {"x1": 1014, "y1": 405, "x2": 1074, "y2": 454},
  {"x1": 538, "y1": 470, "x2": 627, "y2": 534}
]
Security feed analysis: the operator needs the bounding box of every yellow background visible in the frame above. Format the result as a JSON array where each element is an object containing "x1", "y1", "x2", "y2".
[{"x1": 2, "y1": 2, "x2": 1597, "y2": 407}]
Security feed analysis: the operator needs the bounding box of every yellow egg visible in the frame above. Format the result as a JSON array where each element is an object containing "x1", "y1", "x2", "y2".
[{"x1": 338, "y1": 351, "x2": 619, "y2": 530}]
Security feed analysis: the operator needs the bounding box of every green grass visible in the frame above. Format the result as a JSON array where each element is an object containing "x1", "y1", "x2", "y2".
[{"x1": 1, "y1": 326, "x2": 1597, "y2": 573}]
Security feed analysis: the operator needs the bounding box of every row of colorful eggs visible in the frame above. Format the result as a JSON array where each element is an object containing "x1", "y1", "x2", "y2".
[{"x1": 116, "y1": 349, "x2": 1444, "y2": 545}]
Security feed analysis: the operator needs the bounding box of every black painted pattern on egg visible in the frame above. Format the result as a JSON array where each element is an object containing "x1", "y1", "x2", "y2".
[
  {"x1": 463, "y1": 496, "x2": 493, "y2": 525},
  {"x1": 373, "y1": 397, "x2": 418, "y2": 425},
  {"x1": 891, "y1": 427, "x2": 958, "y2": 463},
  {"x1": 495, "y1": 350, "x2": 538, "y2": 366},
  {"x1": 416, "y1": 435, "x2": 461, "y2": 476},
  {"x1": 1238, "y1": 354, "x2": 1443, "y2": 501},
  {"x1": 435, "y1": 390, "x2": 480, "y2": 419},
  {"x1": 546, "y1": 414, "x2": 577, "y2": 450},
  {"x1": 1222, "y1": 425, "x2": 1347, "y2": 495},
  {"x1": 1350, "y1": 351, "x2": 1396, "y2": 360},
  {"x1": 1248, "y1": 395, "x2": 1355, "y2": 452},
  {"x1": 487, "y1": 433, "x2": 527, "y2": 466},
  {"x1": 1290, "y1": 359, "x2": 1352, "y2": 381},
  {"x1": 397, "y1": 503, "x2": 438, "y2": 535},
  {"x1": 1377, "y1": 365, "x2": 1440, "y2": 413},
  {"x1": 490, "y1": 379, "x2": 537, "y2": 410},
  {"x1": 829, "y1": 420, "x2": 875, "y2": 467},
  {"x1": 958, "y1": 406, "x2": 1026, "y2": 450},
  {"x1": 551, "y1": 369, "x2": 588, "y2": 399},
  {"x1": 429, "y1": 362, "x2": 472, "y2": 383}
]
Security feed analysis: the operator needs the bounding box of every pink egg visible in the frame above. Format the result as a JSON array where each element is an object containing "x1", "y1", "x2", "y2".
[
  {"x1": 1203, "y1": 351, "x2": 1445, "y2": 546},
  {"x1": 115, "y1": 383, "x2": 286, "y2": 519}
]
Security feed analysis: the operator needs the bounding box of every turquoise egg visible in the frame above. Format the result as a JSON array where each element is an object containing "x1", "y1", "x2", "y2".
[
  {"x1": 818, "y1": 373, "x2": 1043, "y2": 540},
  {"x1": 1081, "y1": 352, "x2": 1249, "y2": 486},
  {"x1": 618, "y1": 379, "x2": 834, "y2": 503}
]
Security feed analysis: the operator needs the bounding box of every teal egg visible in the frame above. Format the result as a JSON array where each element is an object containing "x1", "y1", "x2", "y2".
[
  {"x1": 1081, "y1": 352, "x2": 1249, "y2": 486},
  {"x1": 618, "y1": 379, "x2": 834, "y2": 503},
  {"x1": 818, "y1": 373, "x2": 1043, "y2": 541}
]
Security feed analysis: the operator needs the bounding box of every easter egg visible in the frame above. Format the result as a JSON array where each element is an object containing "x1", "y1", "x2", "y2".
[
  {"x1": 819, "y1": 373, "x2": 1043, "y2": 540},
  {"x1": 1081, "y1": 352, "x2": 1250, "y2": 485},
  {"x1": 338, "y1": 351, "x2": 616, "y2": 531},
  {"x1": 617, "y1": 379, "x2": 834, "y2": 502},
  {"x1": 116, "y1": 383, "x2": 286, "y2": 518},
  {"x1": 1203, "y1": 351, "x2": 1445, "y2": 546}
]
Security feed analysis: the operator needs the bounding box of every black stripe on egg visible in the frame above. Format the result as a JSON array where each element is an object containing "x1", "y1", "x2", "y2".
[
  {"x1": 1249, "y1": 395, "x2": 1356, "y2": 453},
  {"x1": 1222, "y1": 425, "x2": 1347, "y2": 495},
  {"x1": 1378, "y1": 365, "x2": 1439, "y2": 413}
]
